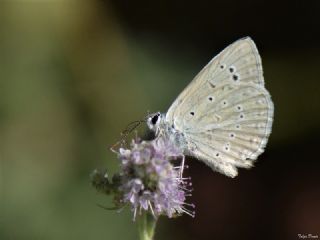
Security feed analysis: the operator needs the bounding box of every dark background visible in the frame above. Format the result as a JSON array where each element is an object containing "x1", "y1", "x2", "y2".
[{"x1": 1, "y1": 1, "x2": 319, "y2": 240}]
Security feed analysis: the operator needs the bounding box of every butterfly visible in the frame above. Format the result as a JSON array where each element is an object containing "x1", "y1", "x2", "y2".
[{"x1": 147, "y1": 37, "x2": 273, "y2": 177}]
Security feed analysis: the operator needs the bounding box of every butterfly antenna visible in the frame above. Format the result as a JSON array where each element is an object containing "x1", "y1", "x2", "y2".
[{"x1": 110, "y1": 118, "x2": 146, "y2": 152}]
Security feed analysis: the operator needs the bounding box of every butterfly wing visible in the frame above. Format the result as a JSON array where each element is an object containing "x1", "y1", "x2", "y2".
[
  {"x1": 165, "y1": 37, "x2": 274, "y2": 177},
  {"x1": 179, "y1": 83, "x2": 273, "y2": 177},
  {"x1": 166, "y1": 37, "x2": 264, "y2": 124}
]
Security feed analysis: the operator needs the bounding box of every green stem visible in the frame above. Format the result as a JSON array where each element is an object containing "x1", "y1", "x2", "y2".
[{"x1": 138, "y1": 212, "x2": 158, "y2": 240}]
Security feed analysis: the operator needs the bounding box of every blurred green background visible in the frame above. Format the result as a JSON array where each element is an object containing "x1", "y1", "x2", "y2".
[{"x1": 1, "y1": 1, "x2": 319, "y2": 240}]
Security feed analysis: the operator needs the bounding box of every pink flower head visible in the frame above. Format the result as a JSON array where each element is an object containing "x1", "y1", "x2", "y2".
[{"x1": 118, "y1": 137, "x2": 194, "y2": 220}]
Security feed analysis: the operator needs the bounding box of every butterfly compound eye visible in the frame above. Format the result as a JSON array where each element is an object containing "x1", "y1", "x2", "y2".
[{"x1": 151, "y1": 114, "x2": 159, "y2": 125}]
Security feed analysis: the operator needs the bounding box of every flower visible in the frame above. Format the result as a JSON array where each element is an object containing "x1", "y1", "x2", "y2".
[{"x1": 118, "y1": 136, "x2": 195, "y2": 220}]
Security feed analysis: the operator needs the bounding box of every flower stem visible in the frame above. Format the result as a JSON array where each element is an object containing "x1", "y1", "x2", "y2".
[{"x1": 138, "y1": 212, "x2": 157, "y2": 240}]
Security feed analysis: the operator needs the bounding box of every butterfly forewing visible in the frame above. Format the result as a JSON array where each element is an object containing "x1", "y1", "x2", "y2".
[
  {"x1": 166, "y1": 37, "x2": 264, "y2": 125},
  {"x1": 165, "y1": 37, "x2": 274, "y2": 177}
]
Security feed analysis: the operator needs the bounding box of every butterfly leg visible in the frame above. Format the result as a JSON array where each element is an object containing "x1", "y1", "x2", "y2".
[
  {"x1": 110, "y1": 143, "x2": 119, "y2": 153},
  {"x1": 180, "y1": 154, "x2": 185, "y2": 178},
  {"x1": 110, "y1": 138, "x2": 126, "y2": 153}
]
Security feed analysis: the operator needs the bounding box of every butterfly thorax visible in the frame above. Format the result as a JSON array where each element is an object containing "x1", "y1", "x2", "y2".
[{"x1": 147, "y1": 112, "x2": 187, "y2": 153}]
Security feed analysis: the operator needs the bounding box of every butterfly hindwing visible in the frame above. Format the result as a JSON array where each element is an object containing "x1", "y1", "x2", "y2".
[{"x1": 181, "y1": 83, "x2": 273, "y2": 177}]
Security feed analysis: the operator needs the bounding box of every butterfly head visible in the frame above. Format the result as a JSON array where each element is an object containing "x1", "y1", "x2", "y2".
[{"x1": 147, "y1": 112, "x2": 164, "y2": 132}]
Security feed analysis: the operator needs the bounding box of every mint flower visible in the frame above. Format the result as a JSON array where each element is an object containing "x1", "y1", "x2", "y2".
[
  {"x1": 118, "y1": 137, "x2": 194, "y2": 220},
  {"x1": 91, "y1": 136, "x2": 194, "y2": 240}
]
